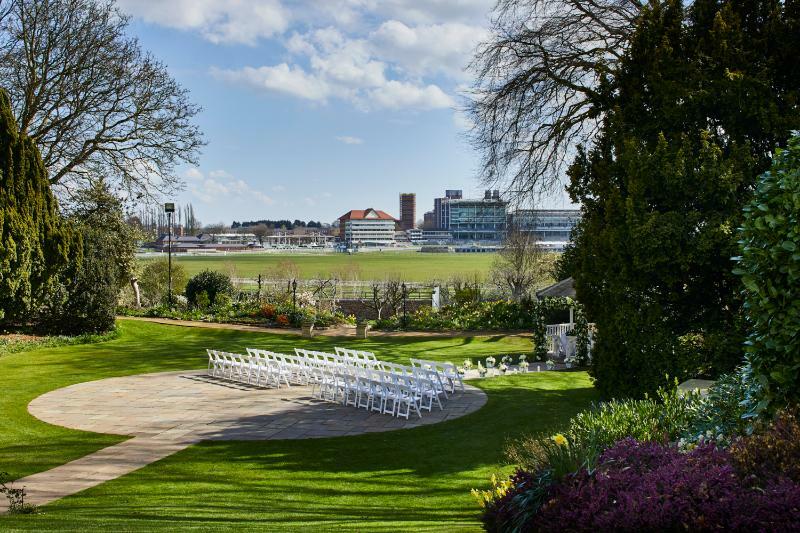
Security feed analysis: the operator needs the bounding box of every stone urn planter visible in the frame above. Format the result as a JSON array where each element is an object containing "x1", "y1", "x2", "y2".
[
  {"x1": 356, "y1": 320, "x2": 370, "y2": 339},
  {"x1": 301, "y1": 321, "x2": 315, "y2": 338}
]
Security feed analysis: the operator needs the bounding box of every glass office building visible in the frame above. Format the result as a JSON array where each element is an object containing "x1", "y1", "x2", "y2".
[{"x1": 449, "y1": 194, "x2": 508, "y2": 242}]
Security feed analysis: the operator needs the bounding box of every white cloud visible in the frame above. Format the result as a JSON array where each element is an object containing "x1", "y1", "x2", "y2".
[
  {"x1": 371, "y1": 20, "x2": 487, "y2": 78},
  {"x1": 370, "y1": 0, "x2": 493, "y2": 26},
  {"x1": 117, "y1": 0, "x2": 288, "y2": 45},
  {"x1": 369, "y1": 80, "x2": 453, "y2": 110},
  {"x1": 210, "y1": 64, "x2": 330, "y2": 101},
  {"x1": 215, "y1": 27, "x2": 454, "y2": 110},
  {"x1": 335, "y1": 135, "x2": 364, "y2": 145},
  {"x1": 124, "y1": 0, "x2": 485, "y2": 111},
  {"x1": 183, "y1": 167, "x2": 274, "y2": 205},
  {"x1": 271, "y1": 184, "x2": 287, "y2": 192}
]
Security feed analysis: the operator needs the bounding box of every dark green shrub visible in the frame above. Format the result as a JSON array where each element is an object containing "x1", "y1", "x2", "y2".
[
  {"x1": 730, "y1": 410, "x2": 800, "y2": 484},
  {"x1": 185, "y1": 270, "x2": 234, "y2": 307},
  {"x1": 138, "y1": 259, "x2": 188, "y2": 306},
  {"x1": 41, "y1": 182, "x2": 137, "y2": 334},
  {"x1": 735, "y1": 134, "x2": 800, "y2": 412}
]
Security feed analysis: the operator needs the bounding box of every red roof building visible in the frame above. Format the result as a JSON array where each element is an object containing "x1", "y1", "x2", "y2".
[{"x1": 338, "y1": 208, "x2": 397, "y2": 246}]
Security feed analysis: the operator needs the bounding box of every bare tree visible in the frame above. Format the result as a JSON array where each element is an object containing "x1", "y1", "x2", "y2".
[
  {"x1": 467, "y1": 0, "x2": 641, "y2": 203},
  {"x1": 492, "y1": 225, "x2": 554, "y2": 300},
  {"x1": 252, "y1": 224, "x2": 269, "y2": 246},
  {"x1": 0, "y1": 0, "x2": 203, "y2": 202},
  {"x1": 367, "y1": 280, "x2": 404, "y2": 320}
]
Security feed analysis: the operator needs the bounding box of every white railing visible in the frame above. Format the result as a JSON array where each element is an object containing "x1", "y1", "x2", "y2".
[{"x1": 545, "y1": 323, "x2": 596, "y2": 357}]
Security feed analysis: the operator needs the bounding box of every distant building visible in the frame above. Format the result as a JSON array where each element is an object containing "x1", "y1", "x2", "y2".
[
  {"x1": 422, "y1": 210, "x2": 436, "y2": 229},
  {"x1": 150, "y1": 233, "x2": 259, "y2": 252},
  {"x1": 338, "y1": 208, "x2": 397, "y2": 247},
  {"x1": 399, "y1": 193, "x2": 416, "y2": 231},
  {"x1": 406, "y1": 228, "x2": 423, "y2": 244},
  {"x1": 449, "y1": 190, "x2": 507, "y2": 241},
  {"x1": 421, "y1": 229, "x2": 452, "y2": 243},
  {"x1": 509, "y1": 209, "x2": 581, "y2": 251},
  {"x1": 433, "y1": 189, "x2": 462, "y2": 229}
]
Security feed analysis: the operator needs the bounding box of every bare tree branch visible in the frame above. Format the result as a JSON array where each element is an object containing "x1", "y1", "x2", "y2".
[
  {"x1": 492, "y1": 223, "x2": 555, "y2": 300},
  {"x1": 0, "y1": 0, "x2": 204, "y2": 204},
  {"x1": 467, "y1": 0, "x2": 641, "y2": 205}
]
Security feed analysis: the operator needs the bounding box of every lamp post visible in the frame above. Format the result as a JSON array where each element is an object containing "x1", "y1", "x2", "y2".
[
  {"x1": 164, "y1": 202, "x2": 175, "y2": 308},
  {"x1": 401, "y1": 282, "x2": 407, "y2": 328},
  {"x1": 292, "y1": 278, "x2": 297, "y2": 310}
]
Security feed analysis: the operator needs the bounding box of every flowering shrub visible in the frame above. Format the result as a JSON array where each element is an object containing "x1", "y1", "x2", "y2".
[
  {"x1": 730, "y1": 410, "x2": 800, "y2": 484},
  {"x1": 679, "y1": 367, "x2": 759, "y2": 448},
  {"x1": 260, "y1": 304, "x2": 276, "y2": 319},
  {"x1": 531, "y1": 439, "x2": 800, "y2": 531},
  {"x1": 275, "y1": 314, "x2": 290, "y2": 327}
]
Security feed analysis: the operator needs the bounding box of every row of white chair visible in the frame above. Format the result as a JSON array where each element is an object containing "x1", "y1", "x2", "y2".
[
  {"x1": 410, "y1": 358, "x2": 464, "y2": 393},
  {"x1": 206, "y1": 347, "x2": 463, "y2": 419},
  {"x1": 309, "y1": 366, "x2": 446, "y2": 419},
  {"x1": 207, "y1": 349, "x2": 294, "y2": 388}
]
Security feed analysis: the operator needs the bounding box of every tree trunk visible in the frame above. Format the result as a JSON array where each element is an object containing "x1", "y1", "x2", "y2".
[{"x1": 130, "y1": 277, "x2": 141, "y2": 308}]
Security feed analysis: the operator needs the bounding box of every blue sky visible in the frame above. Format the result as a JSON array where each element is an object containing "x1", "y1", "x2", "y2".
[{"x1": 119, "y1": 0, "x2": 573, "y2": 226}]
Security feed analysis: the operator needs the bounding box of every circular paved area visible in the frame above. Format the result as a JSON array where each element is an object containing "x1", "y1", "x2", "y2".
[{"x1": 29, "y1": 370, "x2": 487, "y2": 441}]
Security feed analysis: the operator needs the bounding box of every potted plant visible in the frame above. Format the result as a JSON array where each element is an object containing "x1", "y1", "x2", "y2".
[
  {"x1": 499, "y1": 362, "x2": 508, "y2": 374},
  {"x1": 463, "y1": 359, "x2": 473, "y2": 371},
  {"x1": 519, "y1": 354, "x2": 529, "y2": 373},
  {"x1": 477, "y1": 362, "x2": 487, "y2": 377},
  {"x1": 301, "y1": 317, "x2": 315, "y2": 338},
  {"x1": 546, "y1": 359, "x2": 556, "y2": 370},
  {"x1": 485, "y1": 356, "x2": 496, "y2": 369},
  {"x1": 356, "y1": 318, "x2": 370, "y2": 339}
]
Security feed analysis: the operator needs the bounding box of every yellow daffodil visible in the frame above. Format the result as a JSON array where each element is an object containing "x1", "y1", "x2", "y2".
[{"x1": 551, "y1": 433, "x2": 568, "y2": 447}]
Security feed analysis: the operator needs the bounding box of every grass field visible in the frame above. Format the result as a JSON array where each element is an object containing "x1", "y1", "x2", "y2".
[
  {"x1": 0, "y1": 320, "x2": 597, "y2": 530},
  {"x1": 138, "y1": 251, "x2": 497, "y2": 282}
]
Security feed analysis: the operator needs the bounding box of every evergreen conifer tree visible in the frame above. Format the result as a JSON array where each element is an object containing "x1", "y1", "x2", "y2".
[
  {"x1": 566, "y1": 0, "x2": 800, "y2": 398},
  {"x1": 0, "y1": 89, "x2": 75, "y2": 324}
]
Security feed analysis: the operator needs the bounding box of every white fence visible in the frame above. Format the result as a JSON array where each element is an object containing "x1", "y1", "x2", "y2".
[{"x1": 545, "y1": 322, "x2": 596, "y2": 356}]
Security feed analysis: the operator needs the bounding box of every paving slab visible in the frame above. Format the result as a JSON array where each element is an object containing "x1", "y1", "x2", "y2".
[{"x1": 3, "y1": 369, "x2": 486, "y2": 512}]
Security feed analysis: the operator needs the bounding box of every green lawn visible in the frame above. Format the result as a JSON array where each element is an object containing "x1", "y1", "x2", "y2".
[
  {"x1": 140, "y1": 251, "x2": 497, "y2": 282},
  {"x1": 0, "y1": 319, "x2": 597, "y2": 530}
]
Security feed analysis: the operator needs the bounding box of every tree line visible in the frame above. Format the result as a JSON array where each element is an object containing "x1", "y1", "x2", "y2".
[
  {"x1": 231, "y1": 219, "x2": 324, "y2": 230},
  {"x1": 471, "y1": 0, "x2": 800, "y2": 398}
]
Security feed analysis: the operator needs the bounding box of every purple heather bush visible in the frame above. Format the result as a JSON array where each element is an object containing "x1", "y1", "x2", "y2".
[{"x1": 531, "y1": 438, "x2": 800, "y2": 532}]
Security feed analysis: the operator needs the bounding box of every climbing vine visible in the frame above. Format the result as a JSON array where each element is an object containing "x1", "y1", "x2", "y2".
[{"x1": 530, "y1": 297, "x2": 590, "y2": 365}]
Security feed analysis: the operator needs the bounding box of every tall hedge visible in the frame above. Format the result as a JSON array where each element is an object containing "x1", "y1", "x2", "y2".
[
  {"x1": 566, "y1": 0, "x2": 800, "y2": 398},
  {"x1": 0, "y1": 89, "x2": 76, "y2": 324},
  {"x1": 735, "y1": 134, "x2": 800, "y2": 411}
]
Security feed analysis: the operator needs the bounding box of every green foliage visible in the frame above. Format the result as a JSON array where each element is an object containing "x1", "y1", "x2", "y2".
[
  {"x1": 185, "y1": 270, "x2": 234, "y2": 307},
  {"x1": 0, "y1": 89, "x2": 76, "y2": 325},
  {"x1": 0, "y1": 329, "x2": 119, "y2": 358},
  {"x1": 569, "y1": 0, "x2": 800, "y2": 398},
  {"x1": 193, "y1": 290, "x2": 211, "y2": 310},
  {"x1": 506, "y1": 381, "x2": 705, "y2": 483},
  {"x1": 680, "y1": 366, "x2": 761, "y2": 447},
  {"x1": 42, "y1": 182, "x2": 138, "y2": 333},
  {"x1": 566, "y1": 385, "x2": 695, "y2": 457},
  {"x1": 730, "y1": 410, "x2": 800, "y2": 485},
  {"x1": 735, "y1": 134, "x2": 800, "y2": 411},
  {"x1": 0, "y1": 471, "x2": 36, "y2": 514},
  {"x1": 138, "y1": 259, "x2": 188, "y2": 307}
]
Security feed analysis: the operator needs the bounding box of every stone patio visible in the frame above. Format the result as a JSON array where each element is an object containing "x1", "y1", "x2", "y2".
[{"x1": 4, "y1": 370, "x2": 486, "y2": 512}]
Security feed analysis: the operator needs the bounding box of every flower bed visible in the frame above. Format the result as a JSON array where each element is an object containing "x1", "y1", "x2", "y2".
[{"x1": 473, "y1": 369, "x2": 800, "y2": 531}]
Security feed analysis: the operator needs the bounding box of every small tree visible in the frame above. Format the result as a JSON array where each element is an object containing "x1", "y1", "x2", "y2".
[
  {"x1": 185, "y1": 270, "x2": 234, "y2": 307},
  {"x1": 735, "y1": 134, "x2": 800, "y2": 412},
  {"x1": 252, "y1": 224, "x2": 269, "y2": 246},
  {"x1": 367, "y1": 280, "x2": 404, "y2": 320},
  {"x1": 138, "y1": 259, "x2": 188, "y2": 306},
  {"x1": 492, "y1": 226, "x2": 553, "y2": 301},
  {"x1": 43, "y1": 180, "x2": 138, "y2": 333}
]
